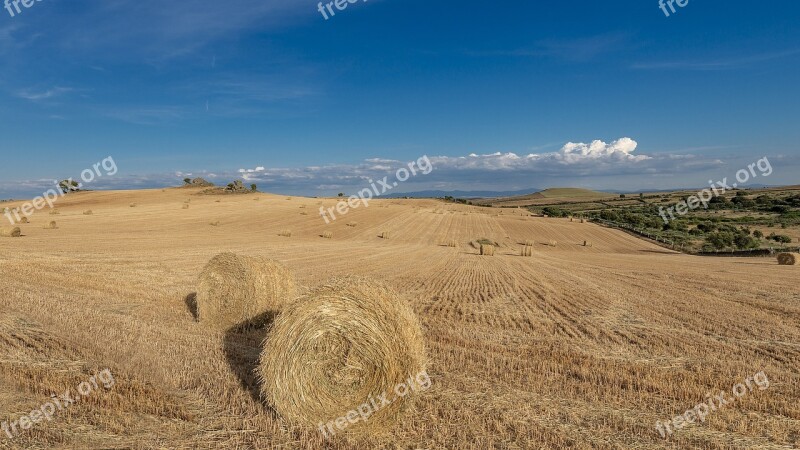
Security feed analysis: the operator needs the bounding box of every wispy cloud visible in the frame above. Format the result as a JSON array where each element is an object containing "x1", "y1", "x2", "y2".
[
  {"x1": 467, "y1": 32, "x2": 631, "y2": 62},
  {"x1": 632, "y1": 49, "x2": 800, "y2": 71},
  {"x1": 16, "y1": 86, "x2": 74, "y2": 101}
]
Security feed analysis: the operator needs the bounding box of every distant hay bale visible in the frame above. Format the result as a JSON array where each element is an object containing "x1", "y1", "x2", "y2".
[
  {"x1": 184, "y1": 199, "x2": 191, "y2": 203},
  {"x1": 83, "y1": 210, "x2": 93, "y2": 215},
  {"x1": 19, "y1": 217, "x2": 29, "y2": 224},
  {"x1": 215, "y1": 200, "x2": 221, "y2": 203},
  {"x1": 524, "y1": 239, "x2": 535, "y2": 247},
  {"x1": 521, "y1": 245, "x2": 533, "y2": 257},
  {"x1": 777, "y1": 253, "x2": 798, "y2": 266},
  {"x1": 300, "y1": 212, "x2": 308, "y2": 216},
  {"x1": 322, "y1": 231, "x2": 333, "y2": 239},
  {"x1": 43, "y1": 221, "x2": 57, "y2": 229},
  {"x1": 299, "y1": 205, "x2": 306, "y2": 209},
  {"x1": 549, "y1": 240, "x2": 557, "y2": 247},
  {"x1": 447, "y1": 240, "x2": 457, "y2": 248},
  {"x1": 583, "y1": 241, "x2": 593, "y2": 247},
  {"x1": 196, "y1": 252, "x2": 297, "y2": 330},
  {"x1": 49, "y1": 209, "x2": 60, "y2": 215},
  {"x1": 279, "y1": 230, "x2": 292, "y2": 237},
  {"x1": 580, "y1": 219, "x2": 585, "y2": 223},
  {"x1": 209, "y1": 221, "x2": 220, "y2": 227},
  {"x1": 258, "y1": 278, "x2": 427, "y2": 432},
  {"x1": 346, "y1": 222, "x2": 358, "y2": 228},
  {"x1": 381, "y1": 231, "x2": 390, "y2": 239},
  {"x1": 480, "y1": 244, "x2": 495, "y2": 256},
  {"x1": 182, "y1": 204, "x2": 190, "y2": 209},
  {"x1": 130, "y1": 203, "x2": 137, "y2": 207},
  {"x1": 0, "y1": 227, "x2": 21, "y2": 237}
]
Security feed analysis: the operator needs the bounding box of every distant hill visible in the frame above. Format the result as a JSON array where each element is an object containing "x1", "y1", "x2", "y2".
[
  {"x1": 383, "y1": 188, "x2": 541, "y2": 199},
  {"x1": 533, "y1": 188, "x2": 610, "y2": 199},
  {"x1": 473, "y1": 187, "x2": 614, "y2": 207}
]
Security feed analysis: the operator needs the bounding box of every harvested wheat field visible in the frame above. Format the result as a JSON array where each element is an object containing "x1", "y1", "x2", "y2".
[{"x1": 0, "y1": 187, "x2": 798, "y2": 449}]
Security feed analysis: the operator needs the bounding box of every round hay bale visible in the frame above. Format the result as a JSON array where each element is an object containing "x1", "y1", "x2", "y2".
[
  {"x1": 130, "y1": 203, "x2": 137, "y2": 207},
  {"x1": 83, "y1": 210, "x2": 93, "y2": 215},
  {"x1": 195, "y1": 252, "x2": 297, "y2": 330},
  {"x1": 182, "y1": 204, "x2": 190, "y2": 209},
  {"x1": 480, "y1": 244, "x2": 495, "y2": 256},
  {"x1": 19, "y1": 217, "x2": 29, "y2": 224},
  {"x1": 777, "y1": 253, "x2": 798, "y2": 266},
  {"x1": 258, "y1": 278, "x2": 427, "y2": 432},
  {"x1": 549, "y1": 240, "x2": 558, "y2": 247},
  {"x1": 43, "y1": 221, "x2": 57, "y2": 229},
  {"x1": 322, "y1": 231, "x2": 333, "y2": 239},
  {"x1": 0, "y1": 226, "x2": 21, "y2": 237}
]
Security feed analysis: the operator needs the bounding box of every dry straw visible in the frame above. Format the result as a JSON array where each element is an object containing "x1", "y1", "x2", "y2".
[
  {"x1": 480, "y1": 244, "x2": 495, "y2": 256},
  {"x1": 777, "y1": 253, "x2": 798, "y2": 266},
  {"x1": 521, "y1": 245, "x2": 533, "y2": 257},
  {"x1": 258, "y1": 278, "x2": 427, "y2": 432},
  {"x1": 43, "y1": 221, "x2": 57, "y2": 229},
  {"x1": 0, "y1": 227, "x2": 21, "y2": 237},
  {"x1": 195, "y1": 252, "x2": 297, "y2": 330}
]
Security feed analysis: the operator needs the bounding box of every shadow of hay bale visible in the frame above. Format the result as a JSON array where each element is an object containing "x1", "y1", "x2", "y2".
[
  {"x1": 185, "y1": 293, "x2": 198, "y2": 320},
  {"x1": 223, "y1": 311, "x2": 278, "y2": 405}
]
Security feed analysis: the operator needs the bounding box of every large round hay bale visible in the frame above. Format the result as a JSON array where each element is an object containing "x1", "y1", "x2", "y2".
[
  {"x1": 0, "y1": 227, "x2": 21, "y2": 237},
  {"x1": 777, "y1": 253, "x2": 798, "y2": 266},
  {"x1": 259, "y1": 278, "x2": 427, "y2": 433},
  {"x1": 195, "y1": 252, "x2": 297, "y2": 330}
]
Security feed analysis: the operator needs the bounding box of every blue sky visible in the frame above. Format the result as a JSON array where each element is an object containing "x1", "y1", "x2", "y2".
[{"x1": 1, "y1": 0, "x2": 799, "y2": 198}]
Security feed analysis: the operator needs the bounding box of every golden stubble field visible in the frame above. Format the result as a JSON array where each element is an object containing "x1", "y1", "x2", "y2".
[{"x1": 0, "y1": 187, "x2": 798, "y2": 449}]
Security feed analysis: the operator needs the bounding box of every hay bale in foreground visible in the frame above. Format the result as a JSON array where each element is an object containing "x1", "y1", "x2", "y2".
[
  {"x1": 480, "y1": 244, "x2": 495, "y2": 256},
  {"x1": 0, "y1": 227, "x2": 21, "y2": 237},
  {"x1": 777, "y1": 253, "x2": 798, "y2": 266},
  {"x1": 43, "y1": 221, "x2": 57, "y2": 229},
  {"x1": 195, "y1": 252, "x2": 297, "y2": 330},
  {"x1": 521, "y1": 245, "x2": 533, "y2": 257},
  {"x1": 258, "y1": 278, "x2": 427, "y2": 432}
]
